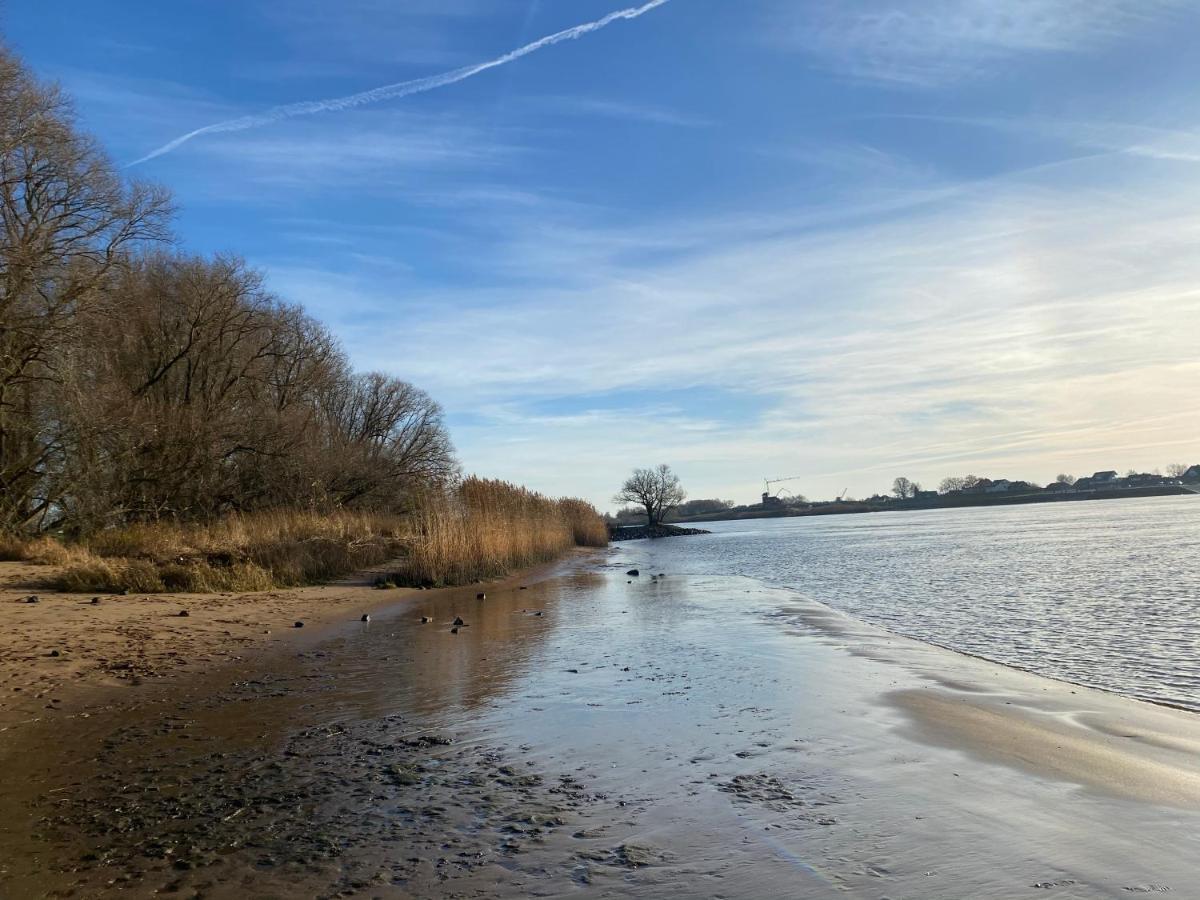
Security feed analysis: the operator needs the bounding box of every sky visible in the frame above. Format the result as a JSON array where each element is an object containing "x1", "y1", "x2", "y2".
[{"x1": 7, "y1": 0, "x2": 1200, "y2": 508}]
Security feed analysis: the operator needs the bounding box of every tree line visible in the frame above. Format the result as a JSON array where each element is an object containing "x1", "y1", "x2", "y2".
[{"x1": 0, "y1": 46, "x2": 456, "y2": 535}]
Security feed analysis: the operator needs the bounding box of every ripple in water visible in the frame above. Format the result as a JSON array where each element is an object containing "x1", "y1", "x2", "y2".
[{"x1": 638, "y1": 496, "x2": 1200, "y2": 711}]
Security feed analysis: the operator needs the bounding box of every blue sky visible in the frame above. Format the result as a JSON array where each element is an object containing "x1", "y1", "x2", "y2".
[{"x1": 9, "y1": 1, "x2": 1200, "y2": 507}]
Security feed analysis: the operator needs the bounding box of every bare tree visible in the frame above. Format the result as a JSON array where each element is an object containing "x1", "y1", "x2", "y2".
[
  {"x1": 1055, "y1": 473, "x2": 1076, "y2": 485},
  {"x1": 939, "y1": 476, "x2": 966, "y2": 494},
  {"x1": 614, "y1": 464, "x2": 686, "y2": 526},
  {"x1": 892, "y1": 477, "x2": 915, "y2": 499},
  {"x1": 1165, "y1": 463, "x2": 1190, "y2": 478},
  {"x1": 0, "y1": 48, "x2": 171, "y2": 529}
]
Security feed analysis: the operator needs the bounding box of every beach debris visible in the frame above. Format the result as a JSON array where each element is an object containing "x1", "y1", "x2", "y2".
[
  {"x1": 90, "y1": 597, "x2": 100, "y2": 605},
  {"x1": 360, "y1": 614, "x2": 371, "y2": 623},
  {"x1": 519, "y1": 586, "x2": 528, "y2": 590},
  {"x1": 626, "y1": 569, "x2": 639, "y2": 576},
  {"x1": 477, "y1": 592, "x2": 486, "y2": 600},
  {"x1": 294, "y1": 621, "x2": 304, "y2": 628},
  {"x1": 177, "y1": 610, "x2": 190, "y2": 617},
  {"x1": 420, "y1": 616, "x2": 430, "y2": 623},
  {"x1": 450, "y1": 626, "x2": 460, "y2": 634},
  {"x1": 534, "y1": 611, "x2": 544, "y2": 617},
  {"x1": 24, "y1": 595, "x2": 39, "y2": 603},
  {"x1": 453, "y1": 616, "x2": 465, "y2": 626}
]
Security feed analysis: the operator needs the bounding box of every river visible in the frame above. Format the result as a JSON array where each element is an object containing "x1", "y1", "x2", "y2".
[{"x1": 643, "y1": 495, "x2": 1200, "y2": 711}]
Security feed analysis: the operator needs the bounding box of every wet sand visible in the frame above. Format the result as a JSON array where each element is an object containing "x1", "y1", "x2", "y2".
[{"x1": 2, "y1": 548, "x2": 1199, "y2": 897}]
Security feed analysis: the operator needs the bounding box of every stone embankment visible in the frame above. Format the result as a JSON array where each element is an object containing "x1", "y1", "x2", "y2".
[{"x1": 608, "y1": 524, "x2": 711, "y2": 541}]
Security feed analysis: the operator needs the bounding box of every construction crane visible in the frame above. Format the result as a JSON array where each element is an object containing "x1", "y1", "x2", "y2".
[
  {"x1": 837, "y1": 488, "x2": 848, "y2": 501},
  {"x1": 762, "y1": 475, "x2": 804, "y2": 502}
]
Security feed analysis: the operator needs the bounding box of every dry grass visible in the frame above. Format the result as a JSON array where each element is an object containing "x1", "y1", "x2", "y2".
[{"x1": 2, "y1": 481, "x2": 608, "y2": 593}]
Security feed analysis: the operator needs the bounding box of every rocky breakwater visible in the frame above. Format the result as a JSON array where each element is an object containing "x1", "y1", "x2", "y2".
[{"x1": 608, "y1": 524, "x2": 711, "y2": 541}]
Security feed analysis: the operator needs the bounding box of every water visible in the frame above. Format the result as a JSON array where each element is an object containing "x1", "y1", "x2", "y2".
[{"x1": 638, "y1": 495, "x2": 1200, "y2": 711}]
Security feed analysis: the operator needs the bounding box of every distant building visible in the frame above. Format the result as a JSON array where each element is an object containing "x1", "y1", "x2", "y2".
[
  {"x1": 914, "y1": 490, "x2": 938, "y2": 501},
  {"x1": 1044, "y1": 481, "x2": 1074, "y2": 493},
  {"x1": 760, "y1": 493, "x2": 783, "y2": 508},
  {"x1": 1091, "y1": 470, "x2": 1119, "y2": 484},
  {"x1": 1183, "y1": 465, "x2": 1200, "y2": 482},
  {"x1": 985, "y1": 479, "x2": 1012, "y2": 493}
]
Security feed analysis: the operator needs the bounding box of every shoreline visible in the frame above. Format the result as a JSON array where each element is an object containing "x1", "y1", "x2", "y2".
[
  {"x1": 0, "y1": 552, "x2": 596, "y2": 737},
  {"x1": 3, "y1": 551, "x2": 1199, "y2": 896}
]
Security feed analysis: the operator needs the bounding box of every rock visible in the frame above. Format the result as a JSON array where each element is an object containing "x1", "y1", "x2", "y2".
[
  {"x1": 177, "y1": 610, "x2": 190, "y2": 618},
  {"x1": 452, "y1": 616, "x2": 465, "y2": 626},
  {"x1": 48, "y1": 649, "x2": 60, "y2": 657},
  {"x1": 450, "y1": 627, "x2": 459, "y2": 634},
  {"x1": 24, "y1": 595, "x2": 39, "y2": 604},
  {"x1": 519, "y1": 586, "x2": 528, "y2": 590},
  {"x1": 90, "y1": 597, "x2": 100, "y2": 605},
  {"x1": 534, "y1": 611, "x2": 544, "y2": 617},
  {"x1": 476, "y1": 592, "x2": 486, "y2": 600},
  {"x1": 360, "y1": 614, "x2": 371, "y2": 623},
  {"x1": 626, "y1": 569, "x2": 640, "y2": 577},
  {"x1": 420, "y1": 616, "x2": 430, "y2": 624},
  {"x1": 294, "y1": 621, "x2": 304, "y2": 628}
]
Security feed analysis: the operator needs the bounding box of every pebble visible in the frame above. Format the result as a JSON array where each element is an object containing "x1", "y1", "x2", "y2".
[
  {"x1": 178, "y1": 610, "x2": 190, "y2": 618},
  {"x1": 294, "y1": 621, "x2": 304, "y2": 629},
  {"x1": 25, "y1": 595, "x2": 39, "y2": 604},
  {"x1": 626, "y1": 569, "x2": 639, "y2": 577},
  {"x1": 453, "y1": 617, "x2": 465, "y2": 626},
  {"x1": 476, "y1": 592, "x2": 486, "y2": 600},
  {"x1": 48, "y1": 649, "x2": 60, "y2": 658},
  {"x1": 361, "y1": 614, "x2": 371, "y2": 623},
  {"x1": 420, "y1": 616, "x2": 430, "y2": 624},
  {"x1": 90, "y1": 597, "x2": 100, "y2": 605},
  {"x1": 450, "y1": 627, "x2": 459, "y2": 634}
]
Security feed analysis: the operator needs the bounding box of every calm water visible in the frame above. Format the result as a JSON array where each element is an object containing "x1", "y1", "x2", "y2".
[{"x1": 638, "y1": 495, "x2": 1200, "y2": 711}]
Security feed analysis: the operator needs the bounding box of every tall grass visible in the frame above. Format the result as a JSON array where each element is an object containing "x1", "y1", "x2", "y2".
[
  {"x1": 2, "y1": 479, "x2": 608, "y2": 593},
  {"x1": 403, "y1": 479, "x2": 608, "y2": 587}
]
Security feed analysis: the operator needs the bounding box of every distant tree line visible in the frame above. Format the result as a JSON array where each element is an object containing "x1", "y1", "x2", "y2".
[{"x1": 0, "y1": 48, "x2": 456, "y2": 534}]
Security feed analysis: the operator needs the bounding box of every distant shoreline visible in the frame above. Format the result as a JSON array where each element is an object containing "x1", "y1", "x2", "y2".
[{"x1": 673, "y1": 484, "x2": 1197, "y2": 523}]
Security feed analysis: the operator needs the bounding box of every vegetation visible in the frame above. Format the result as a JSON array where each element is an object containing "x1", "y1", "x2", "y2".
[
  {"x1": 0, "y1": 46, "x2": 606, "y2": 590},
  {"x1": 613, "y1": 464, "x2": 687, "y2": 526}
]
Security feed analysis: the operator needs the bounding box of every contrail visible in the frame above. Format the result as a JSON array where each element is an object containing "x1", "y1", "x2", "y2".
[{"x1": 130, "y1": 0, "x2": 671, "y2": 166}]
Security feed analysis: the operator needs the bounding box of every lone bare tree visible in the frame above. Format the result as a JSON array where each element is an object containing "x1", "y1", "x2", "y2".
[
  {"x1": 892, "y1": 477, "x2": 919, "y2": 499},
  {"x1": 614, "y1": 464, "x2": 686, "y2": 526},
  {"x1": 1165, "y1": 463, "x2": 1190, "y2": 478}
]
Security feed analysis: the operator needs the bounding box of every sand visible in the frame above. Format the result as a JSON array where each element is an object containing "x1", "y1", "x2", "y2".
[{"x1": 2, "y1": 549, "x2": 1199, "y2": 898}]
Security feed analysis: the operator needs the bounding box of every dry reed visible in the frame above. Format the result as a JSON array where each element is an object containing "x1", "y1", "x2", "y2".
[{"x1": 2, "y1": 480, "x2": 607, "y2": 593}]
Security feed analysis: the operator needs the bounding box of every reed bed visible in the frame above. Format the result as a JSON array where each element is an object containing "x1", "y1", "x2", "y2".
[{"x1": 2, "y1": 479, "x2": 607, "y2": 593}]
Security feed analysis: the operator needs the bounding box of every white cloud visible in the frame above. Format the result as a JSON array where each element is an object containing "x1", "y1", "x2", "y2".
[
  {"x1": 770, "y1": 0, "x2": 1184, "y2": 87},
  {"x1": 262, "y1": 147, "x2": 1200, "y2": 506}
]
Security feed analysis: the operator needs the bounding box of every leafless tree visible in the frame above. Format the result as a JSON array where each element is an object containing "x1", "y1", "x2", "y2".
[
  {"x1": 0, "y1": 47, "x2": 171, "y2": 529},
  {"x1": 892, "y1": 477, "x2": 917, "y2": 499},
  {"x1": 1165, "y1": 463, "x2": 1190, "y2": 478},
  {"x1": 1055, "y1": 473, "x2": 1076, "y2": 485},
  {"x1": 614, "y1": 464, "x2": 686, "y2": 526}
]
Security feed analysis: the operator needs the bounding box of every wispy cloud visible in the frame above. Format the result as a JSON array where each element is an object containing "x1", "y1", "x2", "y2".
[
  {"x1": 130, "y1": 0, "x2": 673, "y2": 166},
  {"x1": 268, "y1": 146, "x2": 1200, "y2": 503},
  {"x1": 771, "y1": 0, "x2": 1183, "y2": 87},
  {"x1": 528, "y1": 95, "x2": 713, "y2": 128}
]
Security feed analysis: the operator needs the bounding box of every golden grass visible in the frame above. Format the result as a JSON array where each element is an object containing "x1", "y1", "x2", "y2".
[{"x1": 4, "y1": 480, "x2": 608, "y2": 593}]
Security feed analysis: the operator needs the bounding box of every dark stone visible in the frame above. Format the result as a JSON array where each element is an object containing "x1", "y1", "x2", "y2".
[
  {"x1": 90, "y1": 597, "x2": 100, "y2": 605},
  {"x1": 420, "y1": 616, "x2": 430, "y2": 624},
  {"x1": 294, "y1": 621, "x2": 304, "y2": 628},
  {"x1": 177, "y1": 610, "x2": 190, "y2": 618},
  {"x1": 476, "y1": 592, "x2": 486, "y2": 600},
  {"x1": 25, "y1": 595, "x2": 39, "y2": 604},
  {"x1": 360, "y1": 614, "x2": 370, "y2": 622},
  {"x1": 450, "y1": 627, "x2": 459, "y2": 634},
  {"x1": 452, "y1": 616, "x2": 465, "y2": 626},
  {"x1": 626, "y1": 569, "x2": 640, "y2": 577},
  {"x1": 48, "y1": 649, "x2": 60, "y2": 657}
]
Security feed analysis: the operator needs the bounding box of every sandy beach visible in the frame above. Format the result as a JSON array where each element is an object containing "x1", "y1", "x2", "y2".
[{"x1": 2, "y1": 547, "x2": 1199, "y2": 898}]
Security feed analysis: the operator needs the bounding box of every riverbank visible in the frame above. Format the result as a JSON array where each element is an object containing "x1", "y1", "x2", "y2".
[
  {"x1": 0, "y1": 554, "x2": 588, "y2": 736},
  {"x1": 3, "y1": 551, "x2": 1198, "y2": 897}
]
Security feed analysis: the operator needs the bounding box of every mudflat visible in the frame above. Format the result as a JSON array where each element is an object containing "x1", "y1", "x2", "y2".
[{"x1": 2, "y1": 549, "x2": 1199, "y2": 898}]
